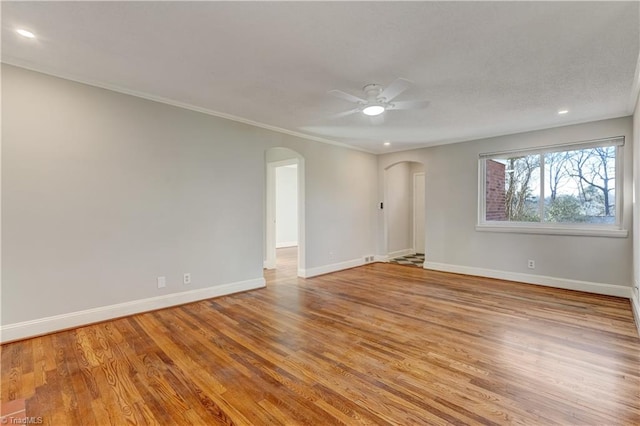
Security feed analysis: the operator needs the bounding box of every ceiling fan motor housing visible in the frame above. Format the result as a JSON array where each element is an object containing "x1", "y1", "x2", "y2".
[{"x1": 363, "y1": 84, "x2": 383, "y2": 101}]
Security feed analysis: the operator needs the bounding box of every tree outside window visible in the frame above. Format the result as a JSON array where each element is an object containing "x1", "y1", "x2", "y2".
[{"x1": 482, "y1": 138, "x2": 620, "y2": 226}]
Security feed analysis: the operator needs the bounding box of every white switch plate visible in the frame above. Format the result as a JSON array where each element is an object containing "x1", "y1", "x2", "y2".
[{"x1": 157, "y1": 276, "x2": 166, "y2": 288}]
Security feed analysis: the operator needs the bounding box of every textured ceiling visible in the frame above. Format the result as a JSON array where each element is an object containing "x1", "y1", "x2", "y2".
[{"x1": 2, "y1": 1, "x2": 639, "y2": 153}]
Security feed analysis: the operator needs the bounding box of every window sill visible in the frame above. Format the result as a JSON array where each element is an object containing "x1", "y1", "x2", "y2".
[{"x1": 476, "y1": 223, "x2": 628, "y2": 238}]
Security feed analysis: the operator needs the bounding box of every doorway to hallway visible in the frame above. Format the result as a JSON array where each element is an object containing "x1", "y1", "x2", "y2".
[
  {"x1": 264, "y1": 147, "x2": 305, "y2": 278},
  {"x1": 384, "y1": 161, "x2": 425, "y2": 268}
]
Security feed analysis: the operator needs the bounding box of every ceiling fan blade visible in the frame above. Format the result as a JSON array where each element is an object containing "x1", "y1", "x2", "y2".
[
  {"x1": 327, "y1": 108, "x2": 361, "y2": 120},
  {"x1": 380, "y1": 78, "x2": 411, "y2": 102},
  {"x1": 328, "y1": 89, "x2": 366, "y2": 104},
  {"x1": 389, "y1": 100, "x2": 430, "y2": 110}
]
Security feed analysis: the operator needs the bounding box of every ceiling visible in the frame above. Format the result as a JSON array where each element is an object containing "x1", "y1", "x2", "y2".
[{"x1": 2, "y1": 1, "x2": 639, "y2": 154}]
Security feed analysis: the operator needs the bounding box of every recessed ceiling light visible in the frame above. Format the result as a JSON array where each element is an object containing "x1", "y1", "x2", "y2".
[
  {"x1": 558, "y1": 109, "x2": 569, "y2": 115},
  {"x1": 383, "y1": 141, "x2": 391, "y2": 146},
  {"x1": 363, "y1": 105, "x2": 385, "y2": 116},
  {"x1": 17, "y1": 29, "x2": 35, "y2": 39}
]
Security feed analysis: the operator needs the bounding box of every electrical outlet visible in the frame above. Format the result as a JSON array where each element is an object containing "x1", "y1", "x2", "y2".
[
  {"x1": 157, "y1": 276, "x2": 166, "y2": 289},
  {"x1": 183, "y1": 273, "x2": 191, "y2": 285},
  {"x1": 527, "y1": 260, "x2": 535, "y2": 269}
]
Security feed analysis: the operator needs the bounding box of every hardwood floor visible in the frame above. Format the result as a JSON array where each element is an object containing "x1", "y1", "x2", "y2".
[{"x1": 2, "y1": 249, "x2": 639, "y2": 425}]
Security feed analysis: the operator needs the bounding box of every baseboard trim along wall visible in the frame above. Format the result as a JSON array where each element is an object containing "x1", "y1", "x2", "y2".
[
  {"x1": 0, "y1": 277, "x2": 266, "y2": 344},
  {"x1": 387, "y1": 249, "x2": 415, "y2": 259},
  {"x1": 374, "y1": 255, "x2": 389, "y2": 262},
  {"x1": 423, "y1": 261, "x2": 632, "y2": 298},
  {"x1": 299, "y1": 258, "x2": 364, "y2": 278}
]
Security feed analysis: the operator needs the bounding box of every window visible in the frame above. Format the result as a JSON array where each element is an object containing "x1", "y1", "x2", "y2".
[{"x1": 478, "y1": 136, "x2": 626, "y2": 237}]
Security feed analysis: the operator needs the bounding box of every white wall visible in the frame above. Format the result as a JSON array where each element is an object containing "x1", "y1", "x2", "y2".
[
  {"x1": 276, "y1": 165, "x2": 298, "y2": 247},
  {"x1": 1, "y1": 65, "x2": 378, "y2": 338},
  {"x1": 379, "y1": 117, "x2": 633, "y2": 295}
]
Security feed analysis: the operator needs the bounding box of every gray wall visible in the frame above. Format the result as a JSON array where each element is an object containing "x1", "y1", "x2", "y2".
[
  {"x1": 379, "y1": 116, "x2": 633, "y2": 289},
  {"x1": 1, "y1": 65, "x2": 378, "y2": 325}
]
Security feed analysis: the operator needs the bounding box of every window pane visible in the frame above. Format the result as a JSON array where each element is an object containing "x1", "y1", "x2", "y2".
[
  {"x1": 544, "y1": 146, "x2": 615, "y2": 224},
  {"x1": 486, "y1": 155, "x2": 540, "y2": 222}
]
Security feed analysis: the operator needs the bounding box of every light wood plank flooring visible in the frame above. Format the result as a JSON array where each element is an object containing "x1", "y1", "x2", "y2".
[{"x1": 2, "y1": 248, "x2": 639, "y2": 425}]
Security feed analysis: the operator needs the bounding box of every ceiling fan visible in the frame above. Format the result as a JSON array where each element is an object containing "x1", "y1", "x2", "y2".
[{"x1": 328, "y1": 78, "x2": 430, "y2": 119}]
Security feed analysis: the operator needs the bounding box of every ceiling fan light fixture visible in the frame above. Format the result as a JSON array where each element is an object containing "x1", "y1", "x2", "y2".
[
  {"x1": 16, "y1": 28, "x2": 35, "y2": 38},
  {"x1": 362, "y1": 105, "x2": 385, "y2": 116}
]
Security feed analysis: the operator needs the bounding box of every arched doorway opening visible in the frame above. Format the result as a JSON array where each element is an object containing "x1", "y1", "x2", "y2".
[
  {"x1": 265, "y1": 147, "x2": 305, "y2": 277},
  {"x1": 384, "y1": 161, "x2": 425, "y2": 267}
]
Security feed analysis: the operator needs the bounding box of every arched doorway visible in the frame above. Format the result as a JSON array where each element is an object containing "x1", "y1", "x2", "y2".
[
  {"x1": 264, "y1": 147, "x2": 305, "y2": 277},
  {"x1": 384, "y1": 161, "x2": 425, "y2": 267}
]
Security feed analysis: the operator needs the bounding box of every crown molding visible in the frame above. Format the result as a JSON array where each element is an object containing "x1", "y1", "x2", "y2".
[{"x1": 1, "y1": 60, "x2": 377, "y2": 155}]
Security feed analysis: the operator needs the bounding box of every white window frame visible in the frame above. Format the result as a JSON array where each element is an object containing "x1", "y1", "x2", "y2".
[{"x1": 477, "y1": 136, "x2": 627, "y2": 238}]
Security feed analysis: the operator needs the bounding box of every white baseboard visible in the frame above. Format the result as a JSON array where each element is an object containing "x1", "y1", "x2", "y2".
[
  {"x1": 0, "y1": 277, "x2": 265, "y2": 344},
  {"x1": 299, "y1": 258, "x2": 364, "y2": 278},
  {"x1": 387, "y1": 248, "x2": 415, "y2": 259},
  {"x1": 423, "y1": 261, "x2": 632, "y2": 298},
  {"x1": 263, "y1": 260, "x2": 275, "y2": 269},
  {"x1": 374, "y1": 255, "x2": 389, "y2": 262},
  {"x1": 632, "y1": 295, "x2": 640, "y2": 337},
  {"x1": 276, "y1": 241, "x2": 298, "y2": 249}
]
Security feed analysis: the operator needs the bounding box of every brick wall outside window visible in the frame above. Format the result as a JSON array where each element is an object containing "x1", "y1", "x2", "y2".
[{"x1": 486, "y1": 160, "x2": 506, "y2": 221}]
